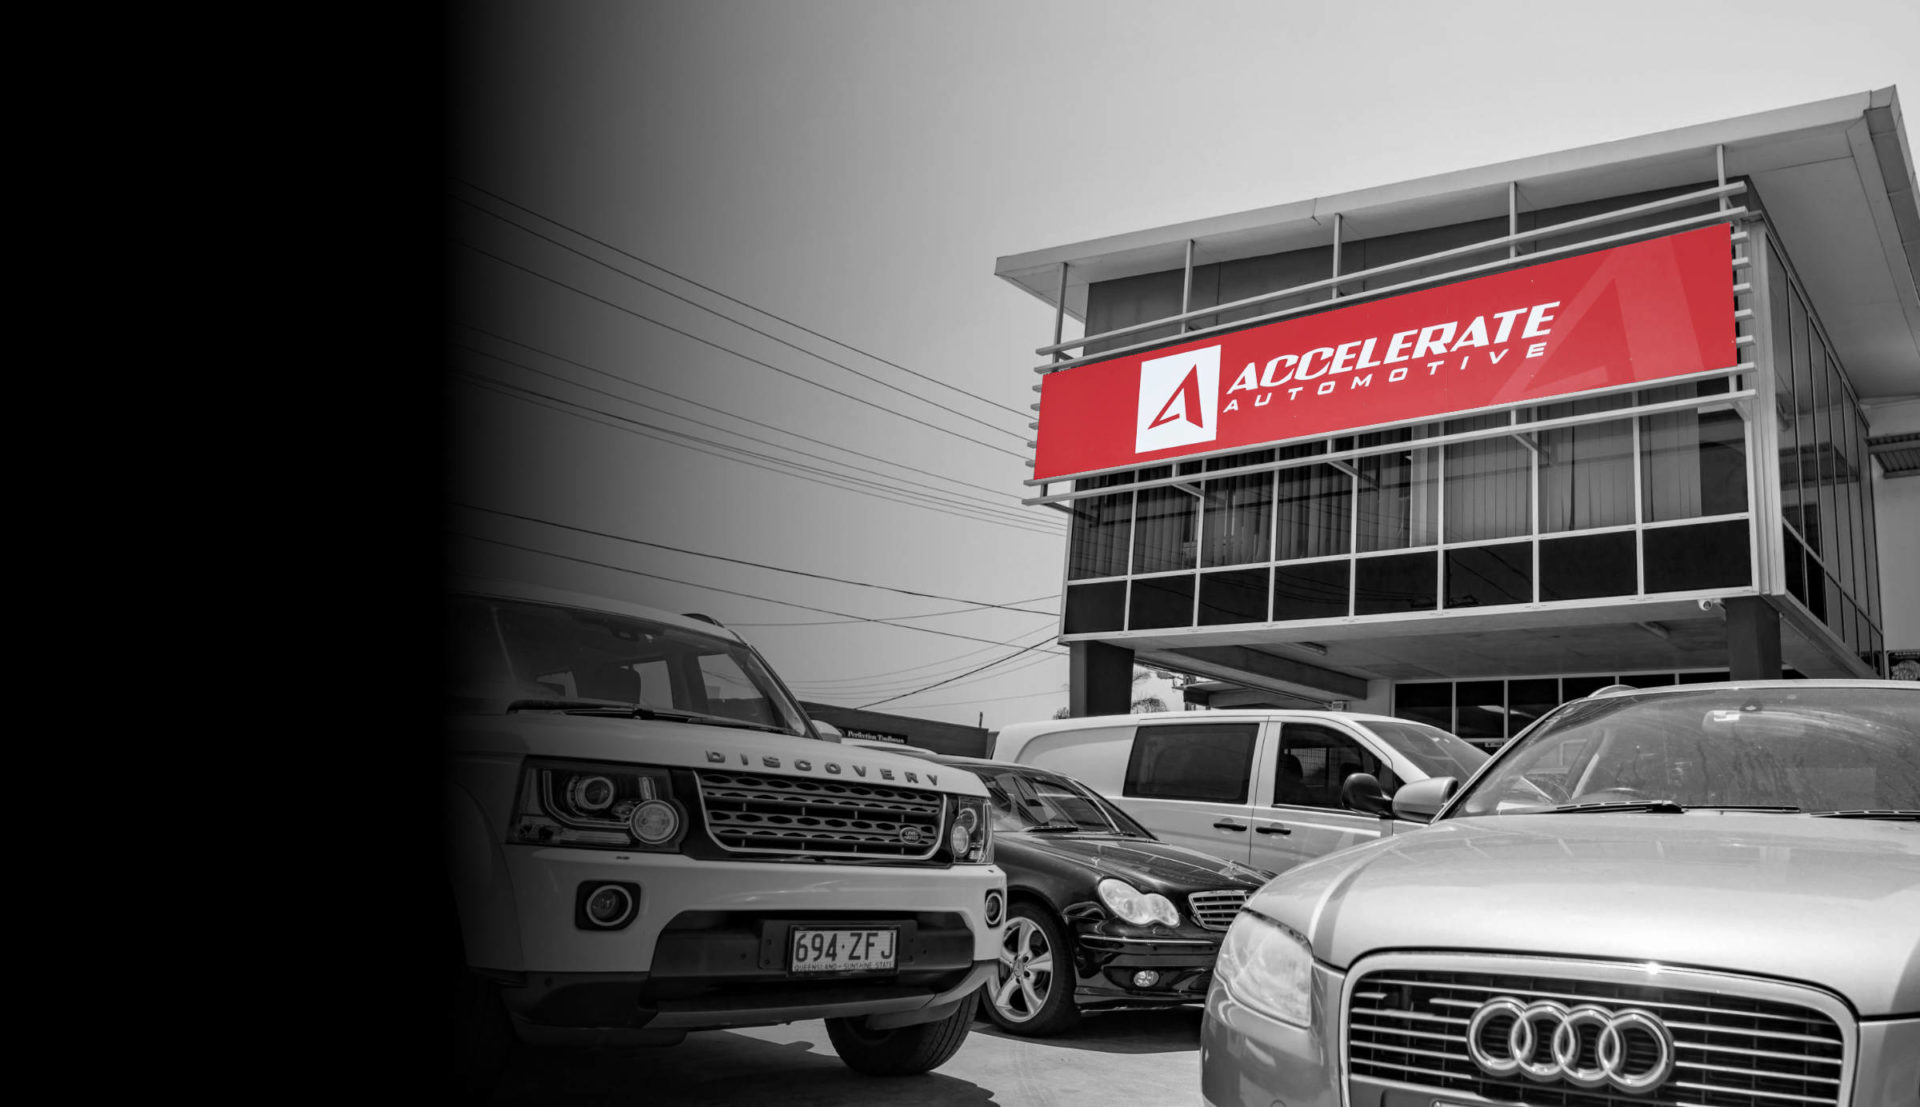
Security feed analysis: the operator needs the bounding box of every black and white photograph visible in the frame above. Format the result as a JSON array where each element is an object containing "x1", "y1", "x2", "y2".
[{"x1": 440, "y1": 2, "x2": 1920, "y2": 1103}]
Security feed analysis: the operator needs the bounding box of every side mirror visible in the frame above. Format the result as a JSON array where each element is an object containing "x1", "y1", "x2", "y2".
[
  {"x1": 1340, "y1": 772, "x2": 1394, "y2": 817},
  {"x1": 1391, "y1": 776, "x2": 1459, "y2": 824}
]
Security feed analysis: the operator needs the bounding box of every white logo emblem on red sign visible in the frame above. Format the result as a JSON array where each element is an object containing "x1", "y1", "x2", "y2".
[{"x1": 1135, "y1": 346, "x2": 1220, "y2": 454}]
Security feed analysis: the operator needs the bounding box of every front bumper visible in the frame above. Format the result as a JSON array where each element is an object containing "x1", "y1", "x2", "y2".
[
  {"x1": 1200, "y1": 961, "x2": 1343, "y2": 1107},
  {"x1": 1071, "y1": 922, "x2": 1228, "y2": 1009}
]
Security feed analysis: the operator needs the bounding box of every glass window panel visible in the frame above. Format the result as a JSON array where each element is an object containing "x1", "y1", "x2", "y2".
[
  {"x1": 1824, "y1": 347, "x2": 1856, "y2": 608},
  {"x1": 1356, "y1": 435, "x2": 1438, "y2": 551},
  {"x1": 1678, "y1": 670, "x2": 1731, "y2": 684},
  {"x1": 1394, "y1": 682, "x2": 1453, "y2": 731},
  {"x1": 1783, "y1": 528, "x2": 1808, "y2": 609},
  {"x1": 1454, "y1": 680, "x2": 1507, "y2": 741},
  {"x1": 1355, "y1": 552, "x2": 1438, "y2": 615},
  {"x1": 1133, "y1": 484, "x2": 1197, "y2": 574},
  {"x1": 1272, "y1": 561, "x2": 1350, "y2": 621},
  {"x1": 1275, "y1": 463, "x2": 1352, "y2": 560},
  {"x1": 1128, "y1": 574, "x2": 1195, "y2": 630},
  {"x1": 1643, "y1": 520, "x2": 1752, "y2": 593},
  {"x1": 1855, "y1": 405, "x2": 1881, "y2": 629},
  {"x1": 1770, "y1": 244, "x2": 1803, "y2": 537},
  {"x1": 1791, "y1": 289, "x2": 1822, "y2": 563},
  {"x1": 1619, "y1": 672, "x2": 1677, "y2": 688},
  {"x1": 1810, "y1": 340, "x2": 1838, "y2": 577},
  {"x1": 1201, "y1": 468, "x2": 1273, "y2": 568},
  {"x1": 1444, "y1": 414, "x2": 1532, "y2": 541},
  {"x1": 1067, "y1": 489, "x2": 1132, "y2": 580},
  {"x1": 1540, "y1": 532, "x2": 1636, "y2": 601},
  {"x1": 1277, "y1": 723, "x2": 1391, "y2": 809},
  {"x1": 1823, "y1": 573, "x2": 1845, "y2": 640},
  {"x1": 1640, "y1": 396, "x2": 1748, "y2": 522},
  {"x1": 1123, "y1": 723, "x2": 1258, "y2": 803},
  {"x1": 1063, "y1": 581, "x2": 1126, "y2": 634},
  {"x1": 1507, "y1": 678, "x2": 1561, "y2": 734},
  {"x1": 1539, "y1": 416, "x2": 1633, "y2": 533},
  {"x1": 1445, "y1": 542, "x2": 1533, "y2": 608},
  {"x1": 1198, "y1": 569, "x2": 1269, "y2": 626}
]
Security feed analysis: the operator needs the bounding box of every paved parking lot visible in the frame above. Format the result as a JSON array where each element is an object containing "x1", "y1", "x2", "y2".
[{"x1": 485, "y1": 1007, "x2": 1205, "y2": 1105}]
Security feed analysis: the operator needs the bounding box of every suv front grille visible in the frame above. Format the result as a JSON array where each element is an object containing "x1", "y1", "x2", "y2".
[
  {"x1": 1187, "y1": 889, "x2": 1248, "y2": 931},
  {"x1": 694, "y1": 770, "x2": 943, "y2": 859},
  {"x1": 1347, "y1": 965, "x2": 1846, "y2": 1107}
]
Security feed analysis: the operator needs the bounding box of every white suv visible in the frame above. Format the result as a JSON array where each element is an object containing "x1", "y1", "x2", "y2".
[{"x1": 443, "y1": 581, "x2": 1005, "y2": 1092}]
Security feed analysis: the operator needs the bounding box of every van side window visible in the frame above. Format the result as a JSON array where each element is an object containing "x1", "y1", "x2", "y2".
[
  {"x1": 1277, "y1": 723, "x2": 1394, "y2": 808},
  {"x1": 1124, "y1": 724, "x2": 1258, "y2": 802}
]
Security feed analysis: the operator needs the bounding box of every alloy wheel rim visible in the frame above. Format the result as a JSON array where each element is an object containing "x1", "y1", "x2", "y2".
[{"x1": 992, "y1": 917, "x2": 1056, "y2": 1022}]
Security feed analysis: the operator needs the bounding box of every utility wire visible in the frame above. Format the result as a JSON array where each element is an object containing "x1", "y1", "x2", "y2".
[
  {"x1": 450, "y1": 531, "x2": 1063, "y2": 649},
  {"x1": 451, "y1": 346, "x2": 1050, "y2": 526},
  {"x1": 451, "y1": 179, "x2": 1032, "y2": 422},
  {"x1": 453, "y1": 239, "x2": 1031, "y2": 460},
  {"x1": 453, "y1": 502, "x2": 1059, "y2": 615},
  {"x1": 791, "y1": 652, "x2": 1061, "y2": 696},
  {"x1": 731, "y1": 594, "x2": 1056, "y2": 628},
  {"x1": 858, "y1": 632, "x2": 1060, "y2": 709},
  {"x1": 454, "y1": 326, "x2": 1044, "y2": 509},
  {"x1": 458, "y1": 375, "x2": 1062, "y2": 537}
]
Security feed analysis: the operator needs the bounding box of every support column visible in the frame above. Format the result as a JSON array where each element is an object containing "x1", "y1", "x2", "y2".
[
  {"x1": 1070, "y1": 640, "x2": 1134, "y2": 717},
  {"x1": 1725, "y1": 597, "x2": 1782, "y2": 680}
]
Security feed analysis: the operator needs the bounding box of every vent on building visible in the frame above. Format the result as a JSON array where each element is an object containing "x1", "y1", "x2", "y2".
[{"x1": 1869, "y1": 432, "x2": 1920, "y2": 478}]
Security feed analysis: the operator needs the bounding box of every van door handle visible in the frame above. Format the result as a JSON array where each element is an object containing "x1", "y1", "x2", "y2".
[
  {"x1": 1255, "y1": 824, "x2": 1292, "y2": 836},
  {"x1": 1212, "y1": 820, "x2": 1247, "y2": 832}
]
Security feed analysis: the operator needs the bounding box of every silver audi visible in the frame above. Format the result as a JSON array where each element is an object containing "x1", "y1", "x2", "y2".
[{"x1": 1200, "y1": 679, "x2": 1919, "y2": 1107}]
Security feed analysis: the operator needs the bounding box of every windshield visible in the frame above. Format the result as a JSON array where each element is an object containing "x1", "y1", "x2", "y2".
[
  {"x1": 1361, "y1": 719, "x2": 1489, "y2": 780},
  {"x1": 1452, "y1": 687, "x2": 1920, "y2": 817},
  {"x1": 446, "y1": 595, "x2": 812, "y2": 737},
  {"x1": 975, "y1": 765, "x2": 1151, "y2": 836}
]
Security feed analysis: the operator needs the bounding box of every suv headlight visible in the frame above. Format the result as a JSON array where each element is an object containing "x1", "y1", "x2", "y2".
[
  {"x1": 511, "y1": 758, "x2": 686, "y2": 851},
  {"x1": 1096, "y1": 878, "x2": 1181, "y2": 927},
  {"x1": 1216, "y1": 911, "x2": 1313, "y2": 1027},
  {"x1": 948, "y1": 796, "x2": 991, "y2": 863}
]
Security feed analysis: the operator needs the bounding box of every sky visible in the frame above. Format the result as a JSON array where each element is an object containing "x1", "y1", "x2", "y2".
[{"x1": 443, "y1": 0, "x2": 1920, "y2": 729}]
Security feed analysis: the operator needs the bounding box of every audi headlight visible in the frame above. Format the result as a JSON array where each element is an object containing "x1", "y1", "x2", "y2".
[
  {"x1": 1215, "y1": 912, "x2": 1313, "y2": 1027},
  {"x1": 511, "y1": 758, "x2": 685, "y2": 851},
  {"x1": 1096, "y1": 878, "x2": 1181, "y2": 927},
  {"x1": 948, "y1": 796, "x2": 991, "y2": 863}
]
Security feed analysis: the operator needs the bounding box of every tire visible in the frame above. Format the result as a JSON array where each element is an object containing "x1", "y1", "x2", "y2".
[
  {"x1": 825, "y1": 988, "x2": 978, "y2": 1076},
  {"x1": 982, "y1": 901, "x2": 1079, "y2": 1037}
]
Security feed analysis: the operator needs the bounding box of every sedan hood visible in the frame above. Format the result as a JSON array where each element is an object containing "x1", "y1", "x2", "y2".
[
  {"x1": 1247, "y1": 813, "x2": 1920, "y2": 1015},
  {"x1": 1000, "y1": 833, "x2": 1271, "y2": 892}
]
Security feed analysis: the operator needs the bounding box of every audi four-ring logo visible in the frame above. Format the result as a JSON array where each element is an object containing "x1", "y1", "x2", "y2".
[{"x1": 1466, "y1": 997, "x2": 1676, "y2": 1093}]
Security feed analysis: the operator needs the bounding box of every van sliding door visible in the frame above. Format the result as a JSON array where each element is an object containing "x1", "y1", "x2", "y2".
[{"x1": 1115, "y1": 721, "x2": 1262, "y2": 865}]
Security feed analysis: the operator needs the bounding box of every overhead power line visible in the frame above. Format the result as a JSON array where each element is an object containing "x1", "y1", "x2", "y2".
[
  {"x1": 457, "y1": 375, "x2": 1062, "y2": 538},
  {"x1": 454, "y1": 326, "x2": 1042, "y2": 508},
  {"x1": 453, "y1": 239, "x2": 1030, "y2": 461},
  {"x1": 858, "y1": 632, "x2": 1061, "y2": 709},
  {"x1": 451, "y1": 179, "x2": 1032, "y2": 422},
  {"x1": 791, "y1": 652, "x2": 1061, "y2": 697},
  {"x1": 450, "y1": 531, "x2": 1065, "y2": 650},
  {"x1": 452, "y1": 502, "x2": 1059, "y2": 615},
  {"x1": 450, "y1": 345, "x2": 1049, "y2": 526}
]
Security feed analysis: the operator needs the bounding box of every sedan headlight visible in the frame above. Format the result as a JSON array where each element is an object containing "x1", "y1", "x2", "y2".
[
  {"x1": 511, "y1": 758, "x2": 685, "y2": 851},
  {"x1": 1215, "y1": 911, "x2": 1313, "y2": 1027},
  {"x1": 1096, "y1": 878, "x2": 1181, "y2": 927},
  {"x1": 948, "y1": 796, "x2": 991, "y2": 863}
]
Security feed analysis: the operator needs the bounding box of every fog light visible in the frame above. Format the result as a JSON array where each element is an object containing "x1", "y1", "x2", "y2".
[
  {"x1": 582, "y1": 883, "x2": 636, "y2": 928},
  {"x1": 1132, "y1": 970, "x2": 1161, "y2": 988},
  {"x1": 984, "y1": 890, "x2": 1005, "y2": 927}
]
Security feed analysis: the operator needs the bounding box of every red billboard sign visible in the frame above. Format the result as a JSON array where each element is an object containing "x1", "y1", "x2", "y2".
[{"x1": 1032, "y1": 224, "x2": 1736, "y2": 482}]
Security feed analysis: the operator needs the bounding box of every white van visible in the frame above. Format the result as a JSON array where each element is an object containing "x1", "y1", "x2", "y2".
[{"x1": 992, "y1": 711, "x2": 1487, "y2": 875}]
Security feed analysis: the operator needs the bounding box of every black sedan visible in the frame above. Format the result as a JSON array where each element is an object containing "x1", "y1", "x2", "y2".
[{"x1": 890, "y1": 751, "x2": 1274, "y2": 1037}]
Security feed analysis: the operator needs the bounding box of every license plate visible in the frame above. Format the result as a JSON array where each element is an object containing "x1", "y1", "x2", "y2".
[{"x1": 789, "y1": 927, "x2": 897, "y2": 973}]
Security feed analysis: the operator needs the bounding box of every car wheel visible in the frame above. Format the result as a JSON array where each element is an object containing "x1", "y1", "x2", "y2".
[
  {"x1": 824, "y1": 988, "x2": 978, "y2": 1076},
  {"x1": 983, "y1": 902, "x2": 1079, "y2": 1037}
]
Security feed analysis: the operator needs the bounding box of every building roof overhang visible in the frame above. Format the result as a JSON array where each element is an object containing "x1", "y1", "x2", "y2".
[{"x1": 995, "y1": 88, "x2": 1920, "y2": 402}]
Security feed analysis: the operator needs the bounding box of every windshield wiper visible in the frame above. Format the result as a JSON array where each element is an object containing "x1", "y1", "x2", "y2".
[
  {"x1": 504, "y1": 699, "x2": 788, "y2": 734},
  {"x1": 505, "y1": 698, "x2": 630, "y2": 713},
  {"x1": 1807, "y1": 809, "x2": 1920, "y2": 821},
  {"x1": 1544, "y1": 799, "x2": 1687, "y2": 814},
  {"x1": 1020, "y1": 822, "x2": 1087, "y2": 833}
]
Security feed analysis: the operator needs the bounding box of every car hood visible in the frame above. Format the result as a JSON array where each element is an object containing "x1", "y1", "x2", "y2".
[
  {"x1": 1246, "y1": 813, "x2": 1920, "y2": 1015},
  {"x1": 997, "y1": 833, "x2": 1271, "y2": 892},
  {"x1": 445, "y1": 710, "x2": 987, "y2": 796}
]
